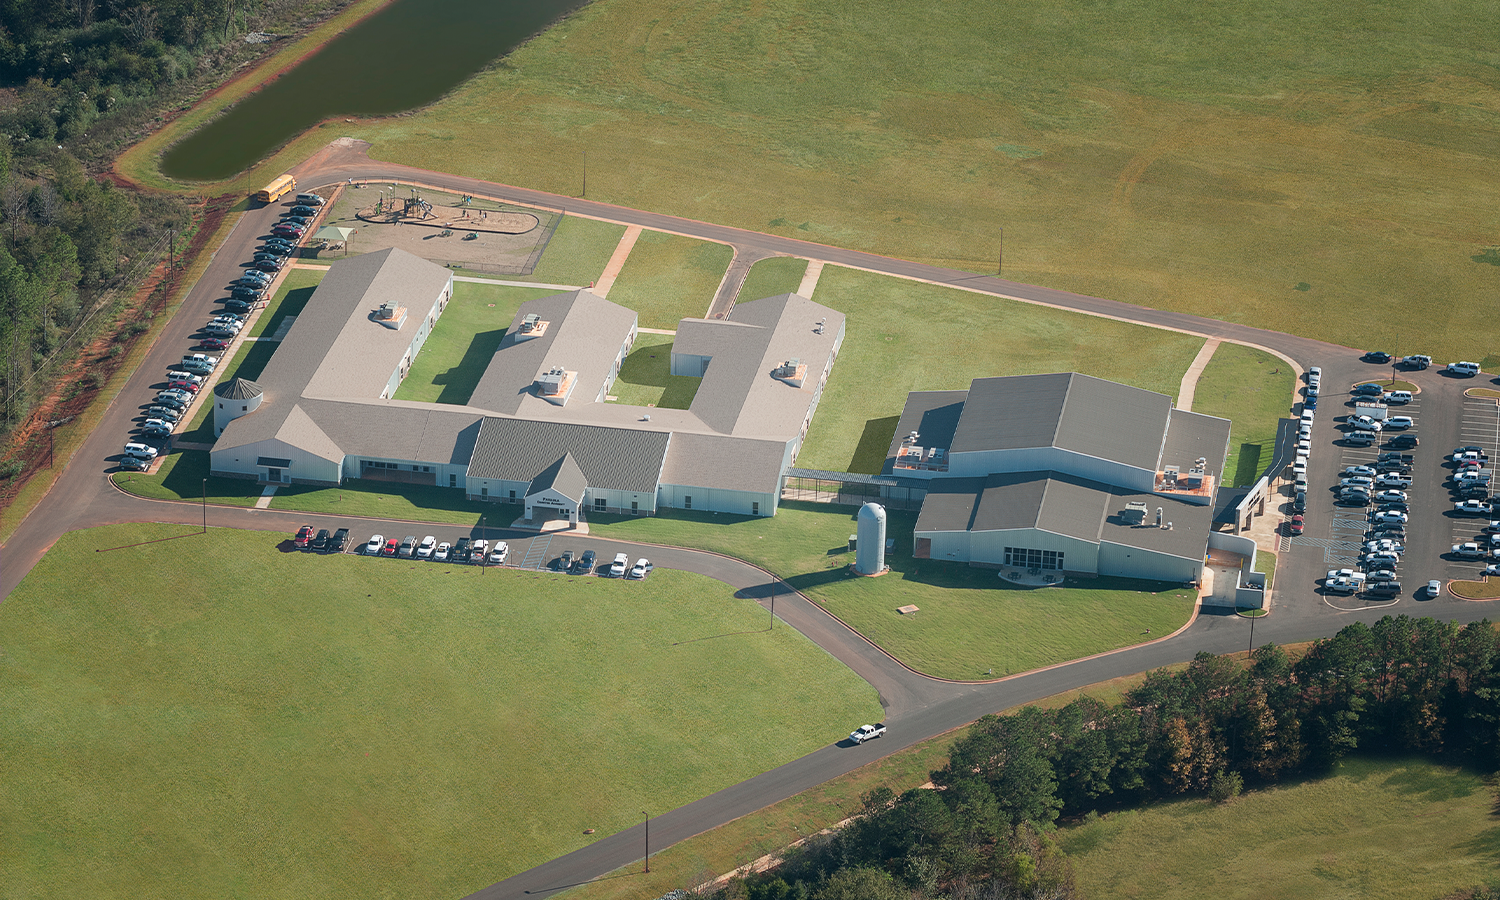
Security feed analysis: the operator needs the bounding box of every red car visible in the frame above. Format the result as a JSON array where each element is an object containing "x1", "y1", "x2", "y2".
[
  {"x1": 1289, "y1": 515, "x2": 1305, "y2": 536},
  {"x1": 168, "y1": 380, "x2": 200, "y2": 393},
  {"x1": 199, "y1": 338, "x2": 228, "y2": 351},
  {"x1": 294, "y1": 524, "x2": 314, "y2": 548},
  {"x1": 381, "y1": 537, "x2": 400, "y2": 556}
]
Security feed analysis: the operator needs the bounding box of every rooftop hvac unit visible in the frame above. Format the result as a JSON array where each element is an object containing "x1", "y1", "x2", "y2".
[
  {"x1": 774, "y1": 358, "x2": 802, "y2": 377},
  {"x1": 377, "y1": 302, "x2": 397, "y2": 320},
  {"x1": 815, "y1": 318, "x2": 826, "y2": 334},
  {"x1": 519, "y1": 313, "x2": 541, "y2": 333},
  {"x1": 536, "y1": 366, "x2": 566, "y2": 396}
]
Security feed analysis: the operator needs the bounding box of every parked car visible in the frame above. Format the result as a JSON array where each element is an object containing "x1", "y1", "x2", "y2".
[
  {"x1": 488, "y1": 541, "x2": 508, "y2": 564},
  {"x1": 329, "y1": 528, "x2": 350, "y2": 552},
  {"x1": 1453, "y1": 542, "x2": 1488, "y2": 559},
  {"x1": 1485, "y1": 566, "x2": 1500, "y2": 576},
  {"x1": 288, "y1": 204, "x2": 319, "y2": 217},
  {"x1": 1427, "y1": 579, "x2": 1445, "y2": 596},
  {"x1": 1352, "y1": 383, "x2": 1385, "y2": 396},
  {"x1": 293, "y1": 524, "x2": 314, "y2": 548},
  {"x1": 271, "y1": 224, "x2": 304, "y2": 238},
  {"x1": 122, "y1": 441, "x2": 158, "y2": 460},
  {"x1": 1365, "y1": 552, "x2": 1401, "y2": 570},
  {"x1": 230, "y1": 287, "x2": 262, "y2": 302},
  {"x1": 1374, "y1": 489, "x2": 1407, "y2": 503},
  {"x1": 1365, "y1": 581, "x2": 1402, "y2": 597},
  {"x1": 1382, "y1": 390, "x2": 1412, "y2": 404},
  {"x1": 198, "y1": 338, "x2": 229, "y2": 351},
  {"x1": 1401, "y1": 354, "x2": 1432, "y2": 369},
  {"x1": 1363, "y1": 351, "x2": 1392, "y2": 363},
  {"x1": 1304, "y1": 394, "x2": 1318, "y2": 410},
  {"x1": 629, "y1": 558, "x2": 652, "y2": 579},
  {"x1": 433, "y1": 541, "x2": 451, "y2": 561},
  {"x1": 1293, "y1": 490, "x2": 1307, "y2": 512},
  {"x1": 1364, "y1": 539, "x2": 1405, "y2": 555},
  {"x1": 381, "y1": 537, "x2": 400, "y2": 557},
  {"x1": 145, "y1": 405, "x2": 181, "y2": 422},
  {"x1": 1375, "y1": 473, "x2": 1413, "y2": 488},
  {"x1": 364, "y1": 534, "x2": 384, "y2": 555},
  {"x1": 397, "y1": 535, "x2": 417, "y2": 558},
  {"x1": 1349, "y1": 415, "x2": 1383, "y2": 432},
  {"x1": 152, "y1": 395, "x2": 187, "y2": 411},
  {"x1": 1343, "y1": 431, "x2": 1374, "y2": 447},
  {"x1": 310, "y1": 529, "x2": 330, "y2": 552},
  {"x1": 468, "y1": 538, "x2": 488, "y2": 562},
  {"x1": 1325, "y1": 577, "x2": 1360, "y2": 595},
  {"x1": 1455, "y1": 499, "x2": 1494, "y2": 516},
  {"x1": 252, "y1": 259, "x2": 282, "y2": 273},
  {"x1": 557, "y1": 549, "x2": 574, "y2": 572},
  {"x1": 609, "y1": 552, "x2": 629, "y2": 577},
  {"x1": 416, "y1": 535, "x2": 437, "y2": 558},
  {"x1": 118, "y1": 455, "x2": 148, "y2": 471},
  {"x1": 140, "y1": 418, "x2": 173, "y2": 437},
  {"x1": 1373, "y1": 510, "x2": 1409, "y2": 524},
  {"x1": 1384, "y1": 416, "x2": 1414, "y2": 430},
  {"x1": 1341, "y1": 476, "x2": 1376, "y2": 490},
  {"x1": 203, "y1": 323, "x2": 239, "y2": 337},
  {"x1": 279, "y1": 215, "x2": 310, "y2": 227},
  {"x1": 576, "y1": 549, "x2": 596, "y2": 574},
  {"x1": 224, "y1": 299, "x2": 252, "y2": 313},
  {"x1": 1386, "y1": 434, "x2": 1420, "y2": 449},
  {"x1": 1342, "y1": 465, "x2": 1377, "y2": 479},
  {"x1": 453, "y1": 536, "x2": 472, "y2": 561},
  {"x1": 1447, "y1": 361, "x2": 1481, "y2": 377},
  {"x1": 1288, "y1": 515, "x2": 1304, "y2": 535}
]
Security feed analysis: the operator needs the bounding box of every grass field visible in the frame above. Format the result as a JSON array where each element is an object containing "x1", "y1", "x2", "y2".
[
  {"x1": 0, "y1": 523, "x2": 880, "y2": 900},
  {"x1": 738, "y1": 256, "x2": 809, "y2": 303},
  {"x1": 799, "y1": 266, "x2": 1204, "y2": 473},
  {"x1": 250, "y1": 267, "x2": 325, "y2": 338},
  {"x1": 393, "y1": 281, "x2": 559, "y2": 404},
  {"x1": 585, "y1": 503, "x2": 1197, "y2": 680},
  {"x1": 316, "y1": 0, "x2": 1500, "y2": 363},
  {"x1": 1060, "y1": 757, "x2": 1500, "y2": 900},
  {"x1": 600, "y1": 230, "x2": 733, "y2": 329},
  {"x1": 1190, "y1": 342, "x2": 1297, "y2": 486},
  {"x1": 519, "y1": 215, "x2": 627, "y2": 286},
  {"x1": 607, "y1": 333, "x2": 700, "y2": 409}
]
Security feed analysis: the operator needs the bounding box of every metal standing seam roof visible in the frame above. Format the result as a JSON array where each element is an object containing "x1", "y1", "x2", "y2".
[
  {"x1": 884, "y1": 389, "x2": 970, "y2": 473},
  {"x1": 915, "y1": 470, "x2": 1212, "y2": 560},
  {"x1": 1161, "y1": 407, "x2": 1232, "y2": 477},
  {"x1": 528, "y1": 452, "x2": 588, "y2": 500},
  {"x1": 468, "y1": 417, "x2": 670, "y2": 494},
  {"x1": 466, "y1": 291, "x2": 638, "y2": 416},
  {"x1": 214, "y1": 377, "x2": 263, "y2": 400},
  {"x1": 950, "y1": 373, "x2": 1172, "y2": 472}
]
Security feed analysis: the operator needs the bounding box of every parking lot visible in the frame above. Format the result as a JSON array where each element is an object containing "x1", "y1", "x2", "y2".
[
  {"x1": 1277, "y1": 355, "x2": 1500, "y2": 607},
  {"x1": 286, "y1": 523, "x2": 653, "y2": 579}
]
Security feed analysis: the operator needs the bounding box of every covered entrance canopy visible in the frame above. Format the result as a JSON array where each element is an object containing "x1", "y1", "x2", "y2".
[{"x1": 526, "y1": 452, "x2": 586, "y2": 525}]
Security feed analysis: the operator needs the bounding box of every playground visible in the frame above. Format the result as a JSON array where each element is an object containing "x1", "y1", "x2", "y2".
[{"x1": 310, "y1": 185, "x2": 563, "y2": 274}]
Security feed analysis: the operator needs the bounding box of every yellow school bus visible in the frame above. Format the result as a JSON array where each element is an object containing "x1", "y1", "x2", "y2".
[{"x1": 254, "y1": 174, "x2": 297, "y2": 204}]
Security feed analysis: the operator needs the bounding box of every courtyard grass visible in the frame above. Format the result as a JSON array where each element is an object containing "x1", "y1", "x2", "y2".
[
  {"x1": 737, "y1": 256, "x2": 809, "y2": 303},
  {"x1": 515, "y1": 215, "x2": 627, "y2": 286},
  {"x1": 799, "y1": 267, "x2": 1204, "y2": 473},
  {"x1": 1189, "y1": 342, "x2": 1298, "y2": 486},
  {"x1": 110, "y1": 448, "x2": 261, "y2": 507},
  {"x1": 1059, "y1": 757, "x2": 1500, "y2": 900},
  {"x1": 0, "y1": 523, "x2": 881, "y2": 900},
  {"x1": 393, "y1": 281, "x2": 559, "y2": 404},
  {"x1": 604, "y1": 230, "x2": 734, "y2": 328},
  {"x1": 607, "y1": 333, "x2": 700, "y2": 409},
  {"x1": 585, "y1": 503, "x2": 1197, "y2": 680}
]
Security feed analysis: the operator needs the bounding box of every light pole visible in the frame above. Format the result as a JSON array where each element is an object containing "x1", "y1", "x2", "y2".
[
  {"x1": 998, "y1": 226, "x2": 1004, "y2": 277},
  {"x1": 642, "y1": 811, "x2": 649, "y2": 873},
  {"x1": 769, "y1": 584, "x2": 775, "y2": 631},
  {"x1": 1247, "y1": 605, "x2": 1256, "y2": 656}
]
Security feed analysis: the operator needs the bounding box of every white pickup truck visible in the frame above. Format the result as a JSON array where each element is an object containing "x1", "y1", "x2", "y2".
[{"x1": 849, "y1": 723, "x2": 886, "y2": 744}]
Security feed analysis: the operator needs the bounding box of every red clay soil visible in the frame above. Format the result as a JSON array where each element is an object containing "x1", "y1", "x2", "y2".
[{"x1": 0, "y1": 194, "x2": 236, "y2": 514}]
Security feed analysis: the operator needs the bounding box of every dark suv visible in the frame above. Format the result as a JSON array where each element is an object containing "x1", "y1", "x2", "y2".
[
  {"x1": 575, "y1": 549, "x2": 596, "y2": 574},
  {"x1": 453, "y1": 536, "x2": 472, "y2": 562},
  {"x1": 328, "y1": 528, "x2": 349, "y2": 553}
]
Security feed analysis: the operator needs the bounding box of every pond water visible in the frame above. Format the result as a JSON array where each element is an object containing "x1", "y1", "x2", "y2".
[{"x1": 160, "y1": 0, "x2": 587, "y2": 182}]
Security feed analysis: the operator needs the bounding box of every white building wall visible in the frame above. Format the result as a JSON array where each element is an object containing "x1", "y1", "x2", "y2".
[
  {"x1": 657, "y1": 483, "x2": 777, "y2": 516},
  {"x1": 919, "y1": 530, "x2": 972, "y2": 563},
  {"x1": 583, "y1": 487, "x2": 659, "y2": 515},
  {"x1": 968, "y1": 528, "x2": 1100, "y2": 573},
  {"x1": 464, "y1": 475, "x2": 530, "y2": 502},
  {"x1": 211, "y1": 439, "x2": 341, "y2": 484},
  {"x1": 1097, "y1": 542, "x2": 1202, "y2": 582},
  {"x1": 947, "y1": 446, "x2": 1155, "y2": 492},
  {"x1": 670, "y1": 353, "x2": 712, "y2": 377}
]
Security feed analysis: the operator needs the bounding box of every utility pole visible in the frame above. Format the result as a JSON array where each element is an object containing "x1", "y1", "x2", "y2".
[
  {"x1": 769, "y1": 584, "x2": 775, "y2": 631},
  {"x1": 202, "y1": 478, "x2": 207, "y2": 533},
  {"x1": 168, "y1": 228, "x2": 175, "y2": 283},
  {"x1": 582, "y1": 149, "x2": 587, "y2": 199},
  {"x1": 642, "y1": 811, "x2": 649, "y2": 873},
  {"x1": 998, "y1": 226, "x2": 1004, "y2": 277}
]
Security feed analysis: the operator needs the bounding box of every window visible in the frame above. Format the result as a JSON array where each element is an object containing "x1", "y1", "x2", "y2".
[
  {"x1": 509, "y1": 490, "x2": 516, "y2": 500},
  {"x1": 752, "y1": 501, "x2": 759, "y2": 515},
  {"x1": 683, "y1": 495, "x2": 692, "y2": 509},
  {"x1": 449, "y1": 474, "x2": 457, "y2": 488},
  {"x1": 241, "y1": 405, "x2": 247, "y2": 411},
  {"x1": 631, "y1": 501, "x2": 639, "y2": 514},
  {"x1": 481, "y1": 487, "x2": 488, "y2": 498},
  {"x1": 595, "y1": 497, "x2": 607, "y2": 512},
  {"x1": 1004, "y1": 547, "x2": 1064, "y2": 571}
]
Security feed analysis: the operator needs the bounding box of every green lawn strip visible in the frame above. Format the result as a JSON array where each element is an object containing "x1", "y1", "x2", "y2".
[
  {"x1": 0, "y1": 523, "x2": 880, "y2": 900},
  {"x1": 799, "y1": 267, "x2": 1203, "y2": 474},
  {"x1": 604, "y1": 230, "x2": 734, "y2": 329},
  {"x1": 249, "y1": 268, "x2": 325, "y2": 338},
  {"x1": 516, "y1": 215, "x2": 627, "y2": 286},
  {"x1": 1253, "y1": 549, "x2": 1276, "y2": 591},
  {"x1": 270, "y1": 476, "x2": 497, "y2": 524},
  {"x1": 109, "y1": 448, "x2": 261, "y2": 507},
  {"x1": 562, "y1": 731, "x2": 954, "y2": 900},
  {"x1": 394, "y1": 282, "x2": 559, "y2": 404},
  {"x1": 1061, "y1": 757, "x2": 1500, "y2": 900},
  {"x1": 607, "y1": 333, "x2": 700, "y2": 409},
  {"x1": 585, "y1": 503, "x2": 1196, "y2": 680},
  {"x1": 737, "y1": 257, "x2": 809, "y2": 303},
  {"x1": 1189, "y1": 343, "x2": 1296, "y2": 486}
]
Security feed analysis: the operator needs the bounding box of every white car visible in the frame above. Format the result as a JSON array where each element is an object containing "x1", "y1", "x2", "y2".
[
  {"x1": 1325, "y1": 578, "x2": 1360, "y2": 595},
  {"x1": 1327, "y1": 568, "x2": 1367, "y2": 584},
  {"x1": 1453, "y1": 543, "x2": 1487, "y2": 559},
  {"x1": 140, "y1": 418, "x2": 173, "y2": 437},
  {"x1": 416, "y1": 535, "x2": 437, "y2": 558},
  {"x1": 1429, "y1": 579, "x2": 1446, "y2": 595},
  {"x1": 1372, "y1": 510, "x2": 1409, "y2": 525},
  {"x1": 1447, "y1": 361, "x2": 1481, "y2": 376},
  {"x1": 488, "y1": 541, "x2": 508, "y2": 564},
  {"x1": 1375, "y1": 473, "x2": 1413, "y2": 488},
  {"x1": 1341, "y1": 476, "x2": 1376, "y2": 490},
  {"x1": 433, "y1": 541, "x2": 451, "y2": 561},
  {"x1": 1455, "y1": 500, "x2": 1494, "y2": 516},
  {"x1": 1366, "y1": 552, "x2": 1401, "y2": 569},
  {"x1": 1342, "y1": 465, "x2": 1377, "y2": 479},
  {"x1": 609, "y1": 552, "x2": 629, "y2": 577},
  {"x1": 629, "y1": 558, "x2": 652, "y2": 579},
  {"x1": 364, "y1": 534, "x2": 384, "y2": 555},
  {"x1": 1349, "y1": 416, "x2": 1383, "y2": 432},
  {"x1": 1364, "y1": 539, "x2": 1404, "y2": 555},
  {"x1": 470, "y1": 538, "x2": 489, "y2": 562},
  {"x1": 1374, "y1": 489, "x2": 1407, "y2": 503},
  {"x1": 122, "y1": 442, "x2": 158, "y2": 460},
  {"x1": 1384, "y1": 416, "x2": 1414, "y2": 430}
]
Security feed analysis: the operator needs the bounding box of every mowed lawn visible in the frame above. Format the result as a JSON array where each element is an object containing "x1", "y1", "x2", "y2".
[
  {"x1": 351, "y1": 0, "x2": 1500, "y2": 362},
  {"x1": 0, "y1": 523, "x2": 881, "y2": 900},
  {"x1": 587, "y1": 502, "x2": 1196, "y2": 680},
  {"x1": 800, "y1": 266, "x2": 1204, "y2": 473},
  {"x1": 393, "y1": 281, "x2": 560, "y2": 404},
  {"x1": 603, "y1": 230, "x2": 733, "y2": 329},
  {"x1": 738, "y1": 256, "x2": 809, "y2": 303},
  {"x1": 516, "y1": 215, "x2": 626, "y2": 287},
  {"x1": 608, "y1": 333, "x2": 701, "y2": 409},
  {"x1": 1060, "y1": 757, "x2": 1500, "y2": 900},
  {"x1": 1189, "y1": 342, "x2": 1297, "y2": 486}
]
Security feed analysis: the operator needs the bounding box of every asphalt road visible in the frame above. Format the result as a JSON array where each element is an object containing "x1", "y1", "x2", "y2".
[{"x1": 5, "y1": 142, "x2": 1500, "y2": 899}]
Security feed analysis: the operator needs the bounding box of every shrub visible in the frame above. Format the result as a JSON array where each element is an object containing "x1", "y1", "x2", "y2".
[{"x1": 1209, "y1": 770, "x2": 1243, "y2": 804}]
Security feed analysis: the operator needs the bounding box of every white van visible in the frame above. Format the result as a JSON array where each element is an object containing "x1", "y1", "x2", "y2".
[
  {"x1": 295, "y1": 192, "x2": 326, "y2": 206},
  {"x1": 1447, "y1": 361, "x2": 1481, "y2": 377}
]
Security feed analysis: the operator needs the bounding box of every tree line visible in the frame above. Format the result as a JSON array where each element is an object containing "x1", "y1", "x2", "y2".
[
  {"x1": 0, "y1": 0, "x2": 352, "y2": 440},
  {"x1": 712, "y1": 615, "x2": 1500, "y2": 900}
]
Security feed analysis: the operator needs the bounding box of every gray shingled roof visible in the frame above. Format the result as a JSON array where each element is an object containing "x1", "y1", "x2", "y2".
[
  {"x1": 469, "y1": 417, "x2": 669, "y2": 493},
  {"x1": 1162, "y1": 408, "x2": 1231, "y2": 479},
  {"x1": 528, "y1": 452, "x2": 588, "y2": 500},
  {"x1": 659, "y1": 432, "x2": 787, "y2": 493},
  {"x1": 215, "y1": 377, "x2": 263, "y2": 400},
  {"x1": 950, "y1": 373, "x2": 1171, "y2": 472}
]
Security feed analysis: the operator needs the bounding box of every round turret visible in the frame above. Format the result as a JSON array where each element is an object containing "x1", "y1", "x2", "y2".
[
  {"x1": 855, "y1": 502, "x2": 887, "y2": 575},
  {"x1": 213, "y1": 377, "x2": 264, "y2": 436}
]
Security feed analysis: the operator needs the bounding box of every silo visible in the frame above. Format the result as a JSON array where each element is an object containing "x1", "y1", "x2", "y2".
[
  {"x1": 855, "y1": 502, "x2": 887, "y2": 575},
  {"x1": 214, "y1": 377, "x2": 264, "y2": 436}
]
